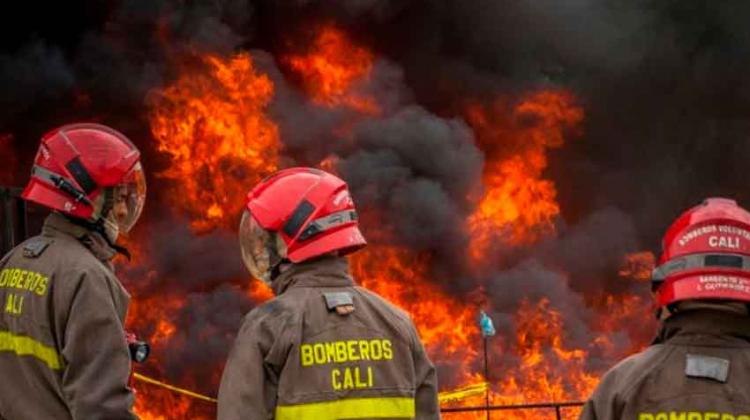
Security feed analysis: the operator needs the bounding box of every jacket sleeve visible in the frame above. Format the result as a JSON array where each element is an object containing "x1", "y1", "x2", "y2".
[
  {"x1": 217, "y1": 312, "x2": 279, "y2": 420},
  {"x1": 409, "y1": 320, "x2": 441, "y2": 420},
  {"x1": 60, "y1": 271, "x2": 137, "y2": 420}
]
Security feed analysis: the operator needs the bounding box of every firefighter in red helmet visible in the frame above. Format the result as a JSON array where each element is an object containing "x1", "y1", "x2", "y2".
[
  {"x1": 0, "y1": 123, "x2": 145, "y2": 419},
  {"x1": 217, "y1": 167, "x2": 440, "y2": 420},
  {"x1": 581, "y1": 198, "x2": 750, "y2": 420}
]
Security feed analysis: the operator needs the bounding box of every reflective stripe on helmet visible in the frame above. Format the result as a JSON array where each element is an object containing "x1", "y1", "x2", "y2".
[
  {"x1": 652, "y1": 252, "x2": 750, "y2": 281},
  {"x1": 275, "y1": 397, "x2": 415, "y2": 420},
  {"x1": 65, "y1": 156, "x2": 97, "y2": 194},
  {"x1": 298, "y1": 210, "x2": 358, "y2": 242}
]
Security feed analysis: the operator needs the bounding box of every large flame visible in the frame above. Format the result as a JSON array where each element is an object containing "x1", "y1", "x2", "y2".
[
  {"x1": 125, "y1": 23, "x2": 652, "y2": 420},
  {"x1": 466, "y1": 91, "x2": 584, "y2": 259},
  {"x1": 351, "y1": 246, "x2": 480, "y2": 375},
  {"x1": 284, "y1": 25, "x2": 379, "y2": 115},
  {"x1": 149, "y1": 53, "x2": 280, "y2": 232},
  {"x1": 133, "y1": 51, "x2": 283, "y2": 419}
]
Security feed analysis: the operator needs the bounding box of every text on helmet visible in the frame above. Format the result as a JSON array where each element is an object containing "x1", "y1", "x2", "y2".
[
  {"x1": 697, "y1": 275, "x2": 750, "y2": 293},
  {"x1": 678, "y1": 225, "x2": 750, "y2": 249}
]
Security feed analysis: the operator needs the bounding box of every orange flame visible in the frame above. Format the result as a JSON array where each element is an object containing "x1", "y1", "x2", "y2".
[
  {"x1": 351, "y1": 246, "x2": 480, "y2": 369},
  {"x1": 246, "y1": 279, "x2": 274, "y2": 303},
  {"x1": 149, "y1": 53, "x2": 280, "y2": 232},
  {"x1": 505, "y1": 299, "x2": 598, "y2": 403},
  {"x1": 284, "y1": 26, "x2": 379, "y2": 114},
  {"x1": 132, "y1": 51, "x2": 284, "y2": 418},
  {"x1": 439, "y1": 297, "x2": 604, "y2": 420},
  {"x1": 467, "y1": 91, "x2": 584, "y2": 259},
  {"x1": 127, "y1": 25, "x2": 651, "y2": 418}
]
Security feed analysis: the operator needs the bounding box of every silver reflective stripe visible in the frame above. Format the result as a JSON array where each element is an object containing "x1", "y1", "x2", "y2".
[
  {"x1": 652, "y1": 252, "x2": 750, "y2": 281},
  {"x1": 312, "y1": 210, "x2": 356, "y2": 231},
  {"x1": 31, "y1": 165, "x2": 63, "y2": 186},
  {"x1": 685, "y1": 354, "x2": 730, "y2": 383},
  {"x1": 299, "y1": 210, "x2": 357, "y2": 241}
]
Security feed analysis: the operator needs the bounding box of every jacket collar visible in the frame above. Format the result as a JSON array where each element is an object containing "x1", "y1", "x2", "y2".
[
  {"x1": 655, "y1": 309, "x2": 750, "y2": 346},
  {"x1": 271, "y1": 256, "x2": 354, "y2": 295},
  {"x1": 42, "y1": 212, "x2": 118, "y2": 263}
]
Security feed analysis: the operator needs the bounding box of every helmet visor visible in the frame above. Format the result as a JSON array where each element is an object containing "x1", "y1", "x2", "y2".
[
  {"x1": 239, "y1": 209, "x2": 276, "y2": 284},
  {"x1": 113, "y1": 162, "x2": 146, "y2": 233}
]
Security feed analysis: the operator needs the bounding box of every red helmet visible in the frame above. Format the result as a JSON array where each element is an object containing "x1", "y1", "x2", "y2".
[
  {"x1": 239, "y1": 167, "x2": 366, "y2": 283},
  {"x1": 22, "y1": 123, "x2": 146, "y2": 239},
  {"x1": 653, "y1": 198, "x2": 750, "y2": 307}
]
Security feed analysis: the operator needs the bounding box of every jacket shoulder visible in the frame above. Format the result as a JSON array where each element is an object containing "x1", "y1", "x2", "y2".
[
  {"x1": 51, "y1": 235, "x2": 115, "y2": 280},
  {"x1": 355, "y1": 287, "x2": 412, "y2": 321},
  {"x1": 352, "y1": 286, "x2": 419, "y2": 340},
  {"x1": 241, "y1": 294, "x2": 298, "y2": 329},
  {"x1": 593, "y1": 344, "x2": 672, "y2": 400},
  {"x1": 5, "y1": 233, "x2": 118, "y2": 292}
]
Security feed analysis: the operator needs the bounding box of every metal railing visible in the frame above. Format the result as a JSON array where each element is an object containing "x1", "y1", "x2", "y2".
[
  {"x1": 441, "y1": 401, "x2": 585, "y2": 419},
  {"x1": 0, "y1": 187, "x2": 27, "y2": 256}
]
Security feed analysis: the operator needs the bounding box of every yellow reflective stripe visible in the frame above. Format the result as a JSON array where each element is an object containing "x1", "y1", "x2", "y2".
[
  {"x1": 275, "y1": 397, "x2": 415, "y2": 420},
  {"x1": 0, "y1": 331, "x2": 62, "y2": 370}
]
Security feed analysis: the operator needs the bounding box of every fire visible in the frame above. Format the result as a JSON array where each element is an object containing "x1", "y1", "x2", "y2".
[
  {"x1": 149, "y1": 52, "x2": 280, "y2": 232},
  {"x1": 121, "y1": 20, "x2": 649, "y2": 420},
  {"x1": 351, "y1": 246, "x2": 480, "y2": 369},
  {"x1": 128, "y1": 51, "x2": 284, "y2": 419},
  {"x1": 128, "y1": 293, "x2": 208, "y2": 420},
  {"x1": 506, "y1": 299, "x2": 598, "y2": 402},
  {"x1": 440, "y1": 298, "x2": 602, "y2": 420},
  {"x1": 284, "y1": 25, "x2": 379, "y2": 114},
  {"x1": 467, "y1": 91, "x2": 584, "y2": 259},
  {"x1": 246, "y1": 279, "x2": 274, "y2": 303}
]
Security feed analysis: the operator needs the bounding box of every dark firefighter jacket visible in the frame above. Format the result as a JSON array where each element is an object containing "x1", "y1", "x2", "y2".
[
  {"x1": 580, "y1": 309, "x2": 750, "y2": 420},
  {"x1": 0, "y1": 212, "x2": 137, "y2": 420},
  {"x1": 217, "y1": 256, "x2": 441, "y2": 420}
]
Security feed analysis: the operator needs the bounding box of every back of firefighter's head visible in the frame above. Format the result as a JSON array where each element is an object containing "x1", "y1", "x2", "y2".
[
  {"x1": 652, "y1": 198, "x2": 750, "y2": 318},
  {"x1": 239, "y1": 167, "x2": 367, "y2": 284},
  {"x1": 21, "y1": 123, "x2": 147, "y2": 242}
]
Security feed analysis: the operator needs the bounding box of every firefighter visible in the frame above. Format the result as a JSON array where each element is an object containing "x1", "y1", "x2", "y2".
[
  {"x1": 217, "y1": 167, "x2": 440, "y2": 420},
  {"x1": 0, "y1": 123, "x2": 146, "y2": 419},
  {"x1": 580, "y1": 198, "x2": 750, "y2": 420}
]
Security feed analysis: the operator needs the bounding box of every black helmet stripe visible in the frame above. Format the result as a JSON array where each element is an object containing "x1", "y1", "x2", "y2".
[
  {"x1": 283, "y1": 200, "x2": 315, "y2": 238},
  {"x1": 65, "y1": 157, "x2": 97, "y2": 194}
]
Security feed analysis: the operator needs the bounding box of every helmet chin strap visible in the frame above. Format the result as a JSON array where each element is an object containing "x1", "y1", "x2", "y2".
[
  {"x1": 269, "y1": 260, "x2": 286, "y2": 282},
  {"x1": 265, "y1": 231, "x2": 290, "y2": 283}
]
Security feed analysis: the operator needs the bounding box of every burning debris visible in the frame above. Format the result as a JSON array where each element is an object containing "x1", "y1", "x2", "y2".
[{"x1": 4, "y1": 1, "x2": 749, "y2": 418}]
